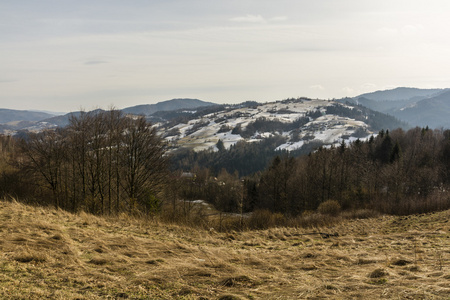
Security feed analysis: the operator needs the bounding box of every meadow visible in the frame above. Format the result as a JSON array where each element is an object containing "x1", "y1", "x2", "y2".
[{"x1": 0, "y1": 200, "x2": 448, "y2": 299}]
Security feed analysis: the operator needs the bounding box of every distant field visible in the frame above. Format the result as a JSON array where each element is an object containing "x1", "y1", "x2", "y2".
[{"x1": 0, "y1": 200, "x2": 449, "y2": 299}]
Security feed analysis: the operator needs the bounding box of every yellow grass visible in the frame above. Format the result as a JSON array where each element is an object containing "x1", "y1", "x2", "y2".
[{"x1": 0, "y1": 199, "x2": 449, "y2": 299}]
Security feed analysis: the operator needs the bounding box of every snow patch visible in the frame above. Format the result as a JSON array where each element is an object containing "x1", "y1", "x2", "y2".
[{"x1": 276, "y1": 141, "x2": 305, "y2": 151}]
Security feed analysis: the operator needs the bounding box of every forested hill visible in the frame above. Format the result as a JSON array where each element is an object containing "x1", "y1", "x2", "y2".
[
  {"x1": 164, "y1": 98, "x2": 407, "y2": 176},
  {"x1": 162, "y1": 98, "x2": 406, "y2": 152},
  {"x1": 122, "y1": 98, "x2": 215, "y2": 116}
]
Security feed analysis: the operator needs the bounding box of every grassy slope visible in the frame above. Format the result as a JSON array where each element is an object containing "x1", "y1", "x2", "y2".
[{"x1": 0, "y1": 200, "x2": 449, "y2": 299}]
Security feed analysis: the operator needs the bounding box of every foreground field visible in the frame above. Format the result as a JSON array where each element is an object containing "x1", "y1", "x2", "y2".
[{"x1": 0, "y1": 200, "x2": 449, "y2": 299}]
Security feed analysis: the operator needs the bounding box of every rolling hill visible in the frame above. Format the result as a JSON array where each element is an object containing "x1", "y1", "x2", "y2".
[{"x1": 161, "y1": 98, "x2": 405, "y2": 154}]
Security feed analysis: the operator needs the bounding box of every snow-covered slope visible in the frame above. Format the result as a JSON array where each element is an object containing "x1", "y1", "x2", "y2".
[{"x1": 162, "y1": 98, "x2": 373, "y2": 153}]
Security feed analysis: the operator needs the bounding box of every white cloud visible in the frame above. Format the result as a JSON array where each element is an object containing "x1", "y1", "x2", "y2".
[
  {"x1": 0, "y1": 79, "x2": 17, "y2": 83},
  {"x1": 85, "y1": 60, "x2": 108, "y2": 65},
  {"x1": 401, "y1": 24, "x2": 424, "y2": 36},
  {"x1": 384, "y1": 85, "x2": 397, "y2": 90},
  {"x1": 376, "y1": 25, "x2": 425, "y2": 40},
  {"x1": 376, "y1": 27, "x2": 398, "y2": 38},
  {"x1": 229, "y1": 15, "x2": 288, "y2": 24},
  {"x1": 342, "y1": 87, "x2": 354, "y2": 95},
  {"x1": 269, "y1": 16, "x2": 288, "y2": 22},
  {"x1": 230, "y1": 14, "x2": 266, "y2": 23},
  {"x1": 310, "y1": 84, "x2": 324, "y2": 90},
  {"x1": 361, "y1": 83, "x2": 376, "y2": 90}
]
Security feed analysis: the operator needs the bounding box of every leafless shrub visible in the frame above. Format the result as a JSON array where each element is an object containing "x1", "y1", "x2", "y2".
[
  {"x1": 318, "y1": 200, "x2": 341, "y2": 216},
  {"x1": 247, "y1": 209, "x2": 285, "y2": 230}
]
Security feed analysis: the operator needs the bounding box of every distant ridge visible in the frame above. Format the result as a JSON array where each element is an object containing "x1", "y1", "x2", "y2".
[
  {"x1": 40, "y1": 109, "x2": 105, "y2": 128},
  {"x1": 395, "y1": 89, "x2": 450, "y2": 128},
  {"x1": 354, "y1": 87, "x2": 446, "y2": 102},
  {"x1": 341, "y1": 87, "x2": 450, "y2": 129},
  {"x1": 0, "y1": 109, "x2": 55, "y2": 124},
  {"x1": 122, "y1": 98, "x2": 216, "y2": 116}
]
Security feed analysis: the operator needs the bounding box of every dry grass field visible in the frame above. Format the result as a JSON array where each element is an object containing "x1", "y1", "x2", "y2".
[{"x1": 0, "y1": 200, "x2": 449, "y2": 299}]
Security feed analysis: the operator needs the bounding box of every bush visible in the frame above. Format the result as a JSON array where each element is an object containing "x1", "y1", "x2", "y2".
[
  {"x1": 317, "y1": 200, "x2": 341, "y2": 216},
  {"x1": 247, "y1": 209, "x2": 285, "y2": 230}
]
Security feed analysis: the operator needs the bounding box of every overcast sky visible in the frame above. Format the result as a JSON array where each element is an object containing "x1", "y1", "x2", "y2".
[{"x1": 1, "y1": 0, "x2": 450, "y2": 112}]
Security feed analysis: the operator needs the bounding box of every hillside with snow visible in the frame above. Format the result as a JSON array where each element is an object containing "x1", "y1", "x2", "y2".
[{"x1": 161, "y1": 98, "x2": 386, "y2": 153}]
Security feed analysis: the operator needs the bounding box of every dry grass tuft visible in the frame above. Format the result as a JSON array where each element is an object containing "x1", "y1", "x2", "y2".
[
  {"x1": 391, "y1": 258, "x2": 412, "y2": 266},
  {"x1": 88, "y1": 257, "x2": 109, "y2": 265},
  {"x1": 220, "y1": 275, "x2": 253, "y2": 287},
  {"x1": 219, "y1": 295, "x2": 242, "y2": 300},
  {"x1": 13, "y1": 251, "x2": 47, "y2": 263},
  {"x1": 145, "y1": 258, "x2": 164, "y2": 265},
  {"x1": 218, "y1": 294, "x2": 243, "y2": 300},
  {"x1": 369, "y1": 268, "x2": 389, "y2": 278},
  {"x1": 357, "y1": 258, "x2": 378, "y2": 265}
]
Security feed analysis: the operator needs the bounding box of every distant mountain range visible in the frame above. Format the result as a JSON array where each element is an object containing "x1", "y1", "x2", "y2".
[
  {"x1": 1, "y1": 88, "x2": 449, "y2": 137},
  {"x1": 352, "y1": 87, "x2": 444, "y2": 102},
  {"x1": 0, "y1": 99, "x2": 215, "y2": 134},
  {"x1": 341, "y1": 87, "x2": 450, "y2": 128},
  {"x1": 0, "y1": 109, "x2": 55, "y2": 123}
]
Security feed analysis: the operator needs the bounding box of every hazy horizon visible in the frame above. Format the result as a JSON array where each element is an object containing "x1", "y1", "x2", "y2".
[{"x1": 2, "y1": 1, "x2": 450, "y2": 112}]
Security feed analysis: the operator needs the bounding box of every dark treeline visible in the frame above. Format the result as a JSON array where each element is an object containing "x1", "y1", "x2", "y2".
[
  {"x1": 171, "y1": 135, "x2": 291, "y2": 177},
  {"x1": 0, "y1": 110, "x2": 168, "y2": 215},
  {"x1": 178, "y1": 127, "x2": 450, "y2": 216},
  {"x1": 231, "y1": 116, "x2": 310, "y2": 139}
]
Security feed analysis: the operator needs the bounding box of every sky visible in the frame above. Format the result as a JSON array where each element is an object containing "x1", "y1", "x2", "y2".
[{"x1": 1, "y1": 0, "x2": 450, "y2": 112}]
